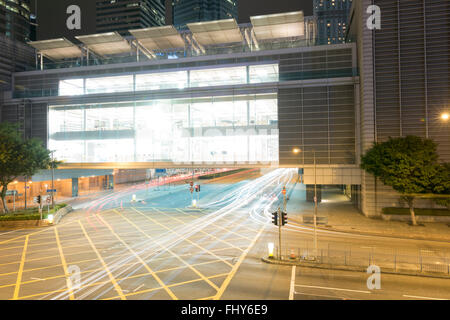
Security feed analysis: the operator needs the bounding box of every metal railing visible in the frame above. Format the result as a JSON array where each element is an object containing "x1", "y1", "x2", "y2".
[{"x1": 273, "y1": 241, "x2": 450, "y2": 276}]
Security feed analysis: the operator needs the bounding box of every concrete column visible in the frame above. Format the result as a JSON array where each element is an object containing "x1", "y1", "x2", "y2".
[{"x1": 72, "y1": 178, "x2": 79, "y2": 197}]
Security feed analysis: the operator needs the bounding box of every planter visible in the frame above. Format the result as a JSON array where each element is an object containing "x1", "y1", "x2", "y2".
[{"x1": 381, "y1": 214, "x2": 450, "y2": 223}]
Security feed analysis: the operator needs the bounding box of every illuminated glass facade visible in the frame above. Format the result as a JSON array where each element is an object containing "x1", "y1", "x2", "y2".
[
  {"x1": 48, "y1": 95, "x2": 279, "y2": 164},
  {"x1": 57, "y1": 64, "x2": 279, "y2": 96}
]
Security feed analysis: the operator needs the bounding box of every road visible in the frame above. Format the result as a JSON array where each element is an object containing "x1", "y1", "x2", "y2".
[{"x1": 0, "y1": 168, "x2": 449, "y2": 300}]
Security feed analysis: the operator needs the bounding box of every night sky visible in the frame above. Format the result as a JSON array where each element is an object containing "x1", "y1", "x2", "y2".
[{"x1": 30, "y1": 0, "x2": 313, "y2": 40}]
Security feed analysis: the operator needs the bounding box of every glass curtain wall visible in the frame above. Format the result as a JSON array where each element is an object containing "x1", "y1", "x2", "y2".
[
  {"x1": 48, "y1": 95, "x2": 279, "y2": 164},
  {"x1": 58, "y1": 64, "x2": 279, "y2": 96}
]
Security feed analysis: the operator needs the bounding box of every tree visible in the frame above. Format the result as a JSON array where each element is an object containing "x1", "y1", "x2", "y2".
[
  {"x1": 432, "y1": 163, "x2": 450, "y2": 210},
  {"x1": 361, "y1": 136, "x2": 441, "y2": 226},
  {"x1": 0, "y1": 122, "x2": 52, "y2": 214}
]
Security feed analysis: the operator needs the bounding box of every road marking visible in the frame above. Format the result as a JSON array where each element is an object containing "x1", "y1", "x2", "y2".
[
  {"x1": 175, "y1": 208, "x2": 245, "y2": 251},
  {"x1": 289, "y1": 266, "x2": 296, "y2": 300},
  {"x1": 95, "y1": 213, "x2": 178, "y2": 300},
  {"x1": 54, "y1": 227, "x2": 75, "y2": 300},
  {"x1": 114, "y1": 209, "x2": 220, "y2": 292},
  {"x1": 104, "y1": 273, "x2": 229, "y2": 300},
  {"x1": 78, "y1": 220, "x2": 127, "y2": 300},
  {"x1": 30, "y1": 278, "x2": 45, "y2": 281},
  {"x1": 403, "y1": 295, "x2": 447, "y2": 300},
  {"x1": 12, "y1": 235, "x2": 29, "y2": 300},
  {"x1": 295, "y1": 284, "x2": 371, "y2": 294},
  {"x1": 294, "y1": 292, "x2": 348, "y2": 300},
  {"x1": 213, "y1": 224, "x2": 266, "y2": 300},
  {"x1": 147, "y1": 208, "x2": 234, "y2": 267}
]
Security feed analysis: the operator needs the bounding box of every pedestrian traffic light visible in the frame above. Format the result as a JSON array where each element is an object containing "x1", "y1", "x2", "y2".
[
  {"x1": 271, "y1": 212, "x2": 278, "y2": 226},
  {"x1": 281, "y1": 212, "x2": 288, "y2": 226}
]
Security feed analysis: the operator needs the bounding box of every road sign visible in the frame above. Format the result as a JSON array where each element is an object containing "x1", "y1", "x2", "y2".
[
  {"x1": 190, "y1": 181, "x2": 194, "y2": 187},
  {"x1": 47, "y1": 189, "x2": 57, "y2": 193},
  {"x1": 46, "y1": 196, "x2": 51, "y2": 204},
  {"x1": 190, "y1": 187, "x2": 194, "y2": 193},
  {"x1": 5, "y1": 190, "x2": 18, "y2": 196},
  {"x1": 156, "y1": 169, "x2": 167, "y2": 174}
]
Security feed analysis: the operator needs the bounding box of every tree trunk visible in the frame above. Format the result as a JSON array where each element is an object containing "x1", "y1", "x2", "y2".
[
  {"x1": 407, "y1": 197, "x2": 417, "y2": 226},
  {"x1": 0, "y1": 184, "x2": 9, "y2": 214}
]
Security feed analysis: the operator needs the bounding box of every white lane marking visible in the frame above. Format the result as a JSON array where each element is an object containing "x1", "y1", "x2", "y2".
[
  {"x1": 31, "y1": 278, "x2": 45, "y2": 281},
  {"x1": 403, "y1": 295, "x2": 447, "y2": 300},
  {"x1": 289, "y1": 266, "x2": 296, "y2": 300},
  {"x1": 294, "y1": 292, "x2": 347, "y2": 300},
  {"x1": 295, "y1": 284, "x2": 371, "y2": 294}
]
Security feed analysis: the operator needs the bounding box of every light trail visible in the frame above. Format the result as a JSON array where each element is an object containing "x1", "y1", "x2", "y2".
[{"x1": 44, "y1": 168, "x2": 294, "y2": 300}]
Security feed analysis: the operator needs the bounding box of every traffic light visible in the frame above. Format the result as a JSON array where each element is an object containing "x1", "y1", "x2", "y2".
[
  {"x1": 281, "y1": 212, "x2": 288, "y2": 226},
  {"x1": 37, "y1": 195, "x2": 41, "y2": 204},
  {"x1": 271, "y1": 212, "x2": 278, "y2": 226}
]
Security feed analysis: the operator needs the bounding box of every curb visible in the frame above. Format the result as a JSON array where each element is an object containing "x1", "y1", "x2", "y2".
[{"x1": 261, "y1": 257, "x2": 450, "y2": 279}]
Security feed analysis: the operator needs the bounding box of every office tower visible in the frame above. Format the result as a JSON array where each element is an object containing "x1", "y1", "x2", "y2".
[
  {"x1": 314, "y1": 0, "x2": 352, "y2": 45},
  {"x1": 96, "y1": 0, "x2": 166, "y2": 35},
  {"x1": 0, "y1": 0, "x2": 32, "y2": 42},
  {"x1": 173, "y1": 0, "x2": 238, "y2": 28}
]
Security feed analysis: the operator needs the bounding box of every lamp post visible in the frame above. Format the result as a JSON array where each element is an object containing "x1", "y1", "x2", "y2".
[
  {"x1": 50, "y1": 150, "x2": 55, "y2": 208},
  {"x1": 441, "y1": 112, "x2": 449, "y2": 121},
  {"x1": 293, "y1": 147, "x2": 318, "y2": 259}
]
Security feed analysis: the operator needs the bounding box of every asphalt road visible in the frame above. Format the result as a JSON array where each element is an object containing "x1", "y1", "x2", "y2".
[{"x1": 0, "y1": 168, "x2": 449, "y2": 300}]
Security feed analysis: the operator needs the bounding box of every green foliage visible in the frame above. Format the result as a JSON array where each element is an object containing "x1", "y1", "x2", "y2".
[
  {"x1": 0, "y1": 203, "x2": 68, "y2": 221},
  {"x1": 0, "y1": 122, "x2": 54, "y2": 213},
  {"x1": 361, "y1": 136, "x2": 440, "y2": 195},
  {"x1": 433, "y1": 163, "x2": 450, "y2": 209},
  {"x1": 361, "y1": 136, "x2": 447, "y2": 225}
]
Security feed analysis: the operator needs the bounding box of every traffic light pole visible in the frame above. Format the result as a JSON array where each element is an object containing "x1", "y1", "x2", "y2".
[{"x1": 278, "y1": 207, "x2": 282, "y2": 260}]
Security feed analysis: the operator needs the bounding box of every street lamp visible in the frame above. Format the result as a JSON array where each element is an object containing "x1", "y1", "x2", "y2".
[
  {"x1": 292, "y1": 147, "x2": 318, "y2": 260},
  {"x1": 442, "y1": 112, "x2": 449, "y2": 121},
  {"x1": 50, "y1": 150, "x2": 56, "y2": 208}
]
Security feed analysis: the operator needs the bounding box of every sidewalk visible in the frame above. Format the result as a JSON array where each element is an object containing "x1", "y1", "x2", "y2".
[{"x1": 286, "y1": 184, "x2": 450, "y2": 242}]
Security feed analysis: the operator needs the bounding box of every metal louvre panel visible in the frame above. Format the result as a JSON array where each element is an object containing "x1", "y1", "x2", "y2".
[
  {"x1": 374, "y1": 0, "x2": 450, "y2": 161},
  {"x1": 278, "y1": 84, "x2": 356, "y2": 166}
]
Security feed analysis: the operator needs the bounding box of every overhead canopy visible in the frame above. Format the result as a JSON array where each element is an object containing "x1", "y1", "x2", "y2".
[
  {"x1": 250, "y1": 11, "x2": 304, "y2": 40},
  {"x1": 187, "y1": 19, "x2": 243, "y2": 46},
  {"x1": 76, "y1": 32, "x2": 131, "y2": 56},
  {"x1": 28, "y1": 38, "x2": 82, "y2": 60},
  {"x1": 130, "y1": 25, "x2": 185, "y2": 51}
]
